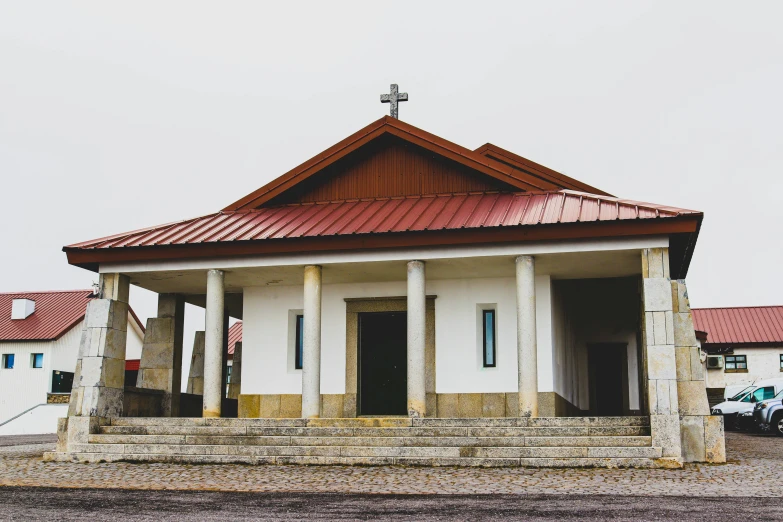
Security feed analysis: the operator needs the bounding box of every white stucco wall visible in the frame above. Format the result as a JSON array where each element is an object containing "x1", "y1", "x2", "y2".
[
  {"x1": 0, "y1": 315, "x2": 145, "y2": 424},
  {"x1": 705, "y1": 347, "x2": 783, "y2": 389},
  {"x1": 242, "y1": 277, "x2": 547, "y2": 396}
]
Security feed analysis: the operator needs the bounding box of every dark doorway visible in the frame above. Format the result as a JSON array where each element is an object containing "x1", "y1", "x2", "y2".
[
  {"x1": 587, "y1": 343, "x2": 628, "y2": 416},
  {"x1": 358, "y1": 311, "x2": 407, "y2": 416}
]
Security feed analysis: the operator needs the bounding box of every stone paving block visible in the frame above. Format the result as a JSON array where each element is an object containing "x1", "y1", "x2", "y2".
[
  {"x1": 112, "y1": 417, "x2": 206, "y2": 426},
  {"x1": 207, "y1": 418, "x2": 307, "y2": 428},
  {"x1": 467, "y1": 427, "x2": 588, "y2": 437},
  {"x1": 339, "y1": 446, "x2": 460, "y2": 458},
  {"x1": 525, "y1": 436, "x2": 651, "y2": 447},
  {"x1": 307, "y1": 418, "x2": 411, "y2": 428},
  {"x1": 184, "y1": 435, "x2": 291, "y2": 446},
  {"x1": 414, "y1": 418, "x2": 525, "y2": 428},
  {"x1": 352, "y1": 427, "x2": 467, "y2": 438},
  {"x1": 650, "y1": 414, "x2": 682, "y2": 458},
  {"x1": 247, "y1": 427, "x2": 356, "y2": 437},
  {"x1": 586, "y1": 446, "x2": 662, "y2": 458},
  {"x1": 462, "y1": 446, "x2": 587, "y2": 459},
  {"x1": 587, "y1": 426, "x2": 650, "y2": 436},
  {"x1": 89, "y1": 434, "x2": 186, "y2": 445}
]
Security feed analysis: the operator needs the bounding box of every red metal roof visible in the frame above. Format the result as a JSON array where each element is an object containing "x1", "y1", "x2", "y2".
[
  {"x1": 67, "y1": 190, "x2": 699, "y2": 251},
  {"x1": 0, "y1": 290, "x2": 145, "y2": 342},
  {"x1": 692, "y1": 306, "x2": 783, "y2": 346},
  {"x1": 227, "y1": 321, "x2": 242, "y2": 355}
]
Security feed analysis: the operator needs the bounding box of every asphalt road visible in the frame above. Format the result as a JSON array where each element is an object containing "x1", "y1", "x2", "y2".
[{"x1": 0, "y1": 487, "x2": 774, "y2": 521}]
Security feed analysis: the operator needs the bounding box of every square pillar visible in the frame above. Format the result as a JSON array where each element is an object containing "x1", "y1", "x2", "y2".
[
  {"x1": 64, "y1": 273, "x2": 130, "y2": 447},
  {"x1": 672, "y1": 280, "x2": 726, "y2": 463},
  {"x1": 136, "y1": 293, "x2": 185, "y2": 416},
  {"x1": 641, "y1": 248, "x2": 682, "y2": 460}
]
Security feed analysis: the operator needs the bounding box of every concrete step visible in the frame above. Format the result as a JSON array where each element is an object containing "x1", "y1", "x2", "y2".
[
  {"x1": 88, "y1": 433, "x2": 653, "y2": 448},
  {"x1": 43, "y1": 451, "x2": 676, "y2": 468},
  {"x1": 71, "y1": 442, "x2": 662, "y2": 459},
  {"x1": 108, "y1": 416, "x2": 650, "y2": 429},
  {"x1": 99, "y1": 425, "x2": 650, "y2": 437}
]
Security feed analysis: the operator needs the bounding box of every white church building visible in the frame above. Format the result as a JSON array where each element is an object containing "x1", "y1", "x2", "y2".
[{"x1": 47, "y1": 108, "x2": 724, "y2": 467}]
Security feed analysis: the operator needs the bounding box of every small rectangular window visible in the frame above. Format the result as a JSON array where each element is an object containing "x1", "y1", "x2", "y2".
[
  {"x1": 482, "y1": 309, "x2": 496, "y2": 368},
  {"x1": 31, "y1": 353, "x2": 43, "y2": 368},
  {"x1": 780, "y1": 354, "x2": 783, "y2": 370},
  {"x1": 725, "y1": 354, "x2": 747, "y2": 372},
  {"x1": 295, "y1": 314, "x2": 304, "y2": 370},
  {"x1": 2, "y1": 354, "x2": 14, "y2": 369}
]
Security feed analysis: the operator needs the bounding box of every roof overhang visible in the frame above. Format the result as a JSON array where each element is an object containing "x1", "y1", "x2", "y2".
[{"x1": 65, "y1": 214, "x2": 701, "y2": 278}]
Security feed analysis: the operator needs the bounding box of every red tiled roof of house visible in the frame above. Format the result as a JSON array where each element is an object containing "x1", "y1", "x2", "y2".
[
  {"x1": 692, "y1": 306, "x2": 783, "y2": 347},
  {"x1": 227, "y1": 321, "x2": 242, "y2": 355},
  {"x1": 0, "y1": 289, "x2": 145, "y2": 342}
]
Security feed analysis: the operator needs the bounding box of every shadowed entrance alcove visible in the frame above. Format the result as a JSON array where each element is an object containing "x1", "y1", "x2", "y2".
[{"x1": 344, "y1": 296, "x2": 436, "y2": 417}]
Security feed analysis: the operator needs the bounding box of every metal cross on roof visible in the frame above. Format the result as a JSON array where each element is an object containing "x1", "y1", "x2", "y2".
[{"x1": 380, "y1": 84, "x2": 408, "y2": 119}]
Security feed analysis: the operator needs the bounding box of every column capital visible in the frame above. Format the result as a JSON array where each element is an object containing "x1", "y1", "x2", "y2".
[
  {"x1": 515, "y1": 255, "x2": 535, "y2": 265},
  {"x1": 207, "y1": 268, "x2": 225, "y2": 277}
]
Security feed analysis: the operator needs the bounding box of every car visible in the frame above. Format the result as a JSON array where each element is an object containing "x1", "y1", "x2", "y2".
[
  {"x1": 711, "y1": 378, "x2": 783, "y2": 431},
  {"x1": 753, "y1": 389, "x2": 783, "y2": 436}
]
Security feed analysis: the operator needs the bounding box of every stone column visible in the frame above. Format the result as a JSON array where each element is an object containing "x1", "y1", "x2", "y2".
[
  {"x1": 302, "y1": 265, "x2": 322, "y2": 418},
  {"x1": 203, "y1": 269, "x2": 225, "y2": 418},
  {"x1": 65, "y1": 273, "x2": 130, "y2": 448},
  {"x1": 673, "y1": 280, "x2": 726, "y2": 463},
  {"x1": 516, "y1": 256, "x2": 538, "y2": 417},
  {"x1": 641, "y1": 248, "x2": 682, "y2": 460},
  {"x1": 186, "y1": 331, "x2": 205, "y2": 395},
  {"x1": 136, "y1": 294, "x2": 185, "y2": 416},
  {"x1": 227, "y1": 341, "x2": 243, "y2": 400},
  {"x1": 407, "y1": 260, "x2": 426, "y2": 418}
]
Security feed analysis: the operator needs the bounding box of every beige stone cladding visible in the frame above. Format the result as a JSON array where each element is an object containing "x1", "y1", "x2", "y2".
[
  {"x1": 136, "y1": 294, "x2": 185, "y2": 417},
  {"x1": 64, "y1": 273, "x2": 130, "y2": 448},
  {"x1": 640, "y1": 248, "x2": 682, "y2": 460},
  {"x1": 238, "y1": 391, "x2": 576, "y2": 419},
  {"x1": 672, "y1": 280, "x2": 726, "y2": 463},
  {"x1": 186, "y1": 332, "x2": 205, "y2": 395}
]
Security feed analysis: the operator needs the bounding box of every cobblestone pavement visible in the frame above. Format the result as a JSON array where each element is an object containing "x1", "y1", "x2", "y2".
[{"x1": 0, "y1": 432, "x2": 781, "y2": 497}]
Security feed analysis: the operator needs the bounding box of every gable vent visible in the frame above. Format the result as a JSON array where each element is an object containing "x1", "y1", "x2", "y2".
[{"x1": 11, "y1": 299, "x2": 35, "y2": 320}]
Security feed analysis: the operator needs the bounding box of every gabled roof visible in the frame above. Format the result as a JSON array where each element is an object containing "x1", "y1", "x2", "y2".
[
  {"x1": 692, "y1": 306, "x2": 783, "y2": 347},
  {"x1": 63, "y1": 117, "x2": 703, "y2": 278},
  {"x1": 224, "y1": 116, "x2": 608, "y2": 211},
  {"x1": 0, "y1": 290, "x2": 145, "y2": 342}
]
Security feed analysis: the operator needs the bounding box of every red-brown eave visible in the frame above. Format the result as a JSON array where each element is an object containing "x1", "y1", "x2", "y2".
[{"x1": 63, "y1": 191, "x2": 703, "y2": 278}]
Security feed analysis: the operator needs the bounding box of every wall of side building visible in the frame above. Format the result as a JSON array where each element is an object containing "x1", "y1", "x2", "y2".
[
  {"x1": 704, "y1": 346, "x2": 783, "y2": 390},
  {"x1": 0, "y1": 316, "x2": 144, "y2": 424}
]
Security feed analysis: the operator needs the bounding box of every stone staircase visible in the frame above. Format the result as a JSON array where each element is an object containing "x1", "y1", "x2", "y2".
[{"x1": 45, "y1": 416, "x2": 678, "y2": 468}]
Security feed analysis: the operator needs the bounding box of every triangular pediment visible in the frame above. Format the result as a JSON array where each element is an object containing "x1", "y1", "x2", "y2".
[{"x1": 225, "y1": 116, "x2": 609, "y2": 210}]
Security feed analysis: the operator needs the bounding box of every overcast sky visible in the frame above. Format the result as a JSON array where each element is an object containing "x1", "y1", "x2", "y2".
[{"x1": 1, "y1": 2, "x2": 781, "y2": 377}]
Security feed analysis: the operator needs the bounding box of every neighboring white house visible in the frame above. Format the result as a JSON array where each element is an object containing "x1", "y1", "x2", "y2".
[
  {"x1": 0, "y1": 290, "x2": 144, "y2": 432},
  {"x1": 693, "y1": 306, "x2": 783, "y2": 405}
]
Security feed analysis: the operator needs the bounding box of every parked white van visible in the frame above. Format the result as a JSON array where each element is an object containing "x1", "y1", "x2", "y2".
[{"x1": 711, "y1": 378, "x2": 783, "y2": 430}]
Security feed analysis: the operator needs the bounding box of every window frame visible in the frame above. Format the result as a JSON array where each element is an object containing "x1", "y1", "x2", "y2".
[
  {"x1": 31, "y1": 353, "x2": 43, "y2": 369},
  {"x1": 724, "y1": 354, "x2": 747, "y2": 373},
  {"x1": 2, "y1": 353, "x2": 14, "y2": 369},
  {"x1": 295, "y1": 314, "x2": 304, "y2": 370},
  {"x1": 482, "y1": 309, "x2": 497, "y2": 368},
  {"x1": 780, "y1": 354, "x2": 783, "y2": 372}
]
